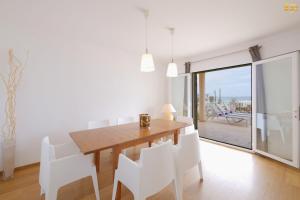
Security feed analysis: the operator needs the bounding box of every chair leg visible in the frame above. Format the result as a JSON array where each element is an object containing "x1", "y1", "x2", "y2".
[
  {"x1": 198, "y1": 162, "x2": 203, "y2": 180},
  {"x1": 40, "y1": 187, "x2": 44, "y2": 196},
  {"x1": 279, "y1": 127, "x2": 285, "y2": 144},
  {"x1": 173, "y1": 178, "x2": 183, "y2": 200},
  {"x1": 91, "y1": 170, "x2": 100, "y2": 200},
  {"x1": 134, "y1": 193, "x2": 145, "y2": 200},
  {"x1": 46, "y1": 186, "x2": 58, "y2": 200},
  {"x1": 112, "y1": 175, "x2": 119, "y2": 200}
]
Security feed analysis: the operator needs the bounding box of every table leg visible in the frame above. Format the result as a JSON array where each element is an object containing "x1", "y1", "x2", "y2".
[
  {"x1": 174, "y1": 129, "x2": 179, "y2": 145},
  {"x1": 113, "y1": 146, "x2": 122, "y2": 200},
  {"x1": 94, "y1": 151, "x2": 100, "y2": 173}
]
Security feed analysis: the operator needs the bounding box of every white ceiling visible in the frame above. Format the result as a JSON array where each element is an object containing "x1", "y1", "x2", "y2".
[
  {"x1": 125, "y1": 0, "x2": 300, "y2": 61},
  {"x1": 2, "y1": 0, "x2": 300, "y2": 62}
]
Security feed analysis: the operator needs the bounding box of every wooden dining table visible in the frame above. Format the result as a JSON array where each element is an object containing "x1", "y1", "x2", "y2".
[{"x1": 70, "y1": 118, "x2": 188, "y2": 200}]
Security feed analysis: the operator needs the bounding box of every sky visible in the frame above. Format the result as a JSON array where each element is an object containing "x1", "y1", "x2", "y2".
[{"x1": 204, "y1": 65, "x2": 251, "y2": 98}]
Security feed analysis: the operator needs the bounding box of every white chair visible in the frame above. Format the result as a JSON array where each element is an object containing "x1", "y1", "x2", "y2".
[
  {"x1": 267, "y1": 115, "x2": 285, "y2": 142},
  {"x1": 117, "y1": 116, "x2": 139, "y2": 153},
  {"x1": 117, "y1": 116, "x2": 137, "y2": 125},
  {"x1": 112, "y1": 140, "x2": 181, "y2": 200},
  {"x1": 88, "y1": 119, "x2": 116, "y2": 129},
  {"x1": 172, "y1": 132, "x2": 203, "y2": 198},
  {"x1": 257, "y1": 113, "x2": 285, "y2": 143},
  {"x1": 39, "y1": 137, "x2": 100, "y2": 200},
  {"x1": 176, "y1": 116, "x2": 196, "y2": 134}
]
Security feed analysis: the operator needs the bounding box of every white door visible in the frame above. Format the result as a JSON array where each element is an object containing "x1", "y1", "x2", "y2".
[
  {"x1": 169, "y1": 74, "x2": 192, "y2": 117},
  {"x1": 252, "y1": 51, "x2": 300, "y2": 168}
]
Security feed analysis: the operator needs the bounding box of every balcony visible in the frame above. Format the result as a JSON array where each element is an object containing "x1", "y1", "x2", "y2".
[{"x1": 198, "y1": 100, "x2": 252, "y2": 149}]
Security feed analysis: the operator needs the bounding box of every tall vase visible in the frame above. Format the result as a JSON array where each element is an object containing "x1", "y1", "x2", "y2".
[
  {"x1": 1, "y1": 139, "x2": 16, "y2": 180},
  {"x1": 0, "y1": 49, "x2": 27, "y2": 180}
]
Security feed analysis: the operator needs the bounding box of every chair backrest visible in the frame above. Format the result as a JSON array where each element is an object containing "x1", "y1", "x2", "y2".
[
  {"x1": 39, "y1": 137, "x2": 55, "y2": 192},
  {"x1": 88, "y1": 120, "x2": 113, "y2": 129},
  {"x1": 176, "y1": 132, "x2": 201, "y2": 173},
  {"x1": 117, "y1": 116, "x2": 136, "y2": 125},
  {"x1": 139, "y1": 140, "x2": 176, "y2": 197},
  {"x1": 176, "y1": 116, "x2": 196, "y2": 134}
]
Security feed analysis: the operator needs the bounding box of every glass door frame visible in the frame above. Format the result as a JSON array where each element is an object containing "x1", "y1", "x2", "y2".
[
  {"x1": 252, "y1": 51, "x2": 300, "y2": 168},
  {"x1": 192, "y1": 63, "x2": 253, "y2": 150}
]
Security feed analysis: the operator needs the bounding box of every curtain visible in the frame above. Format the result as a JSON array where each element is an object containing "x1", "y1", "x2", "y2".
[
  {"x1": 249, "y1": 45, "x2": 261, "y2": 62},
  {"x1": 249, "y1": 45, "x2": 265, "y2": 113},
  {"x1": 183, "y1": 62, "x2": 191, "y2": 116}
]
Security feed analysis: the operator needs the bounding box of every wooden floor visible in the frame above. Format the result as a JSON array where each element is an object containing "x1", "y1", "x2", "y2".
[{"x1": 1, "y1": 140, "x2": 300, "y2": 200}]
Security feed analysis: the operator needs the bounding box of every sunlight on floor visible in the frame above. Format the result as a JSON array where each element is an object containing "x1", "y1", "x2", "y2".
[{"x1": 200, "y1": 141, "x2": 254, "y2": 189}]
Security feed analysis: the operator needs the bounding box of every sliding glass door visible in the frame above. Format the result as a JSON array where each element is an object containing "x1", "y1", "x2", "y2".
[
  {"x1": 194, "y1": 65, "x2": 252, "y2": 149},
  {"x1": 253, "y1": 52, "x2": 300, "y2": 168}
]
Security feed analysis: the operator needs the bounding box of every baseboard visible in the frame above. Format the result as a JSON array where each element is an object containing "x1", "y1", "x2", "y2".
[{"x1": 0, "y1": 162, "x2": 40, "y2": 177}]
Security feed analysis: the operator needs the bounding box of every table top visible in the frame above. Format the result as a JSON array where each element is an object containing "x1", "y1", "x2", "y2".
[{"x1": 70, "y1": 119, "x2": 188, "y2": 154}]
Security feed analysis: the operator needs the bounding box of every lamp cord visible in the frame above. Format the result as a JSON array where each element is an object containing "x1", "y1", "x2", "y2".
[
  {"x1": 170, "y1": 28, "x2": 175, "y2": 62},
  {"x1": 144, "y1": 11, "x2": 149, "y2": 53}
]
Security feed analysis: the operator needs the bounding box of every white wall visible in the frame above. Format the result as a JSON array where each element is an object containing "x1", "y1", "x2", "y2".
[
  {"x1": 1, "y1": 1, "x2": 299, "y2": 170},
  {"x1": 0, "y1": 2, "x2": 167, "y2": 169},
  {"x1": 177, "y1": 25, "x2": 300, "y2": 73}
]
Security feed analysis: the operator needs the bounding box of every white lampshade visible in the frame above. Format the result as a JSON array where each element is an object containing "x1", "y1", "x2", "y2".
[
  {"x1": 141, "y1": 53, "x2": 155, "y2": 72},
  {"x1": 166, "y1": 62, "x2": 178, "y2": 77},
  {"x1": 162, "y1": 104, "x2": 176, "y2": 113}
]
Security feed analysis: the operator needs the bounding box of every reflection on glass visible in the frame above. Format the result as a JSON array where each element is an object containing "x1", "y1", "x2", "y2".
[
  {"x1": 171, "y1": 76, "x2": 189, "y2": 117},
  {"x1": 256, "y1": 57, "x2": 293, "y2": 161}
]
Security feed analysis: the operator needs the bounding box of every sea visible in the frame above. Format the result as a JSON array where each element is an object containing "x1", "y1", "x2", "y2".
[{"x1": 221, "y1": 96, "x2": 251, "y2": 102}]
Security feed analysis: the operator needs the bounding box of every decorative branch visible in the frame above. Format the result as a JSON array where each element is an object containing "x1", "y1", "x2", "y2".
[{"x1": 1, "y1": 49, "x2": 28, "y2": 142}]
